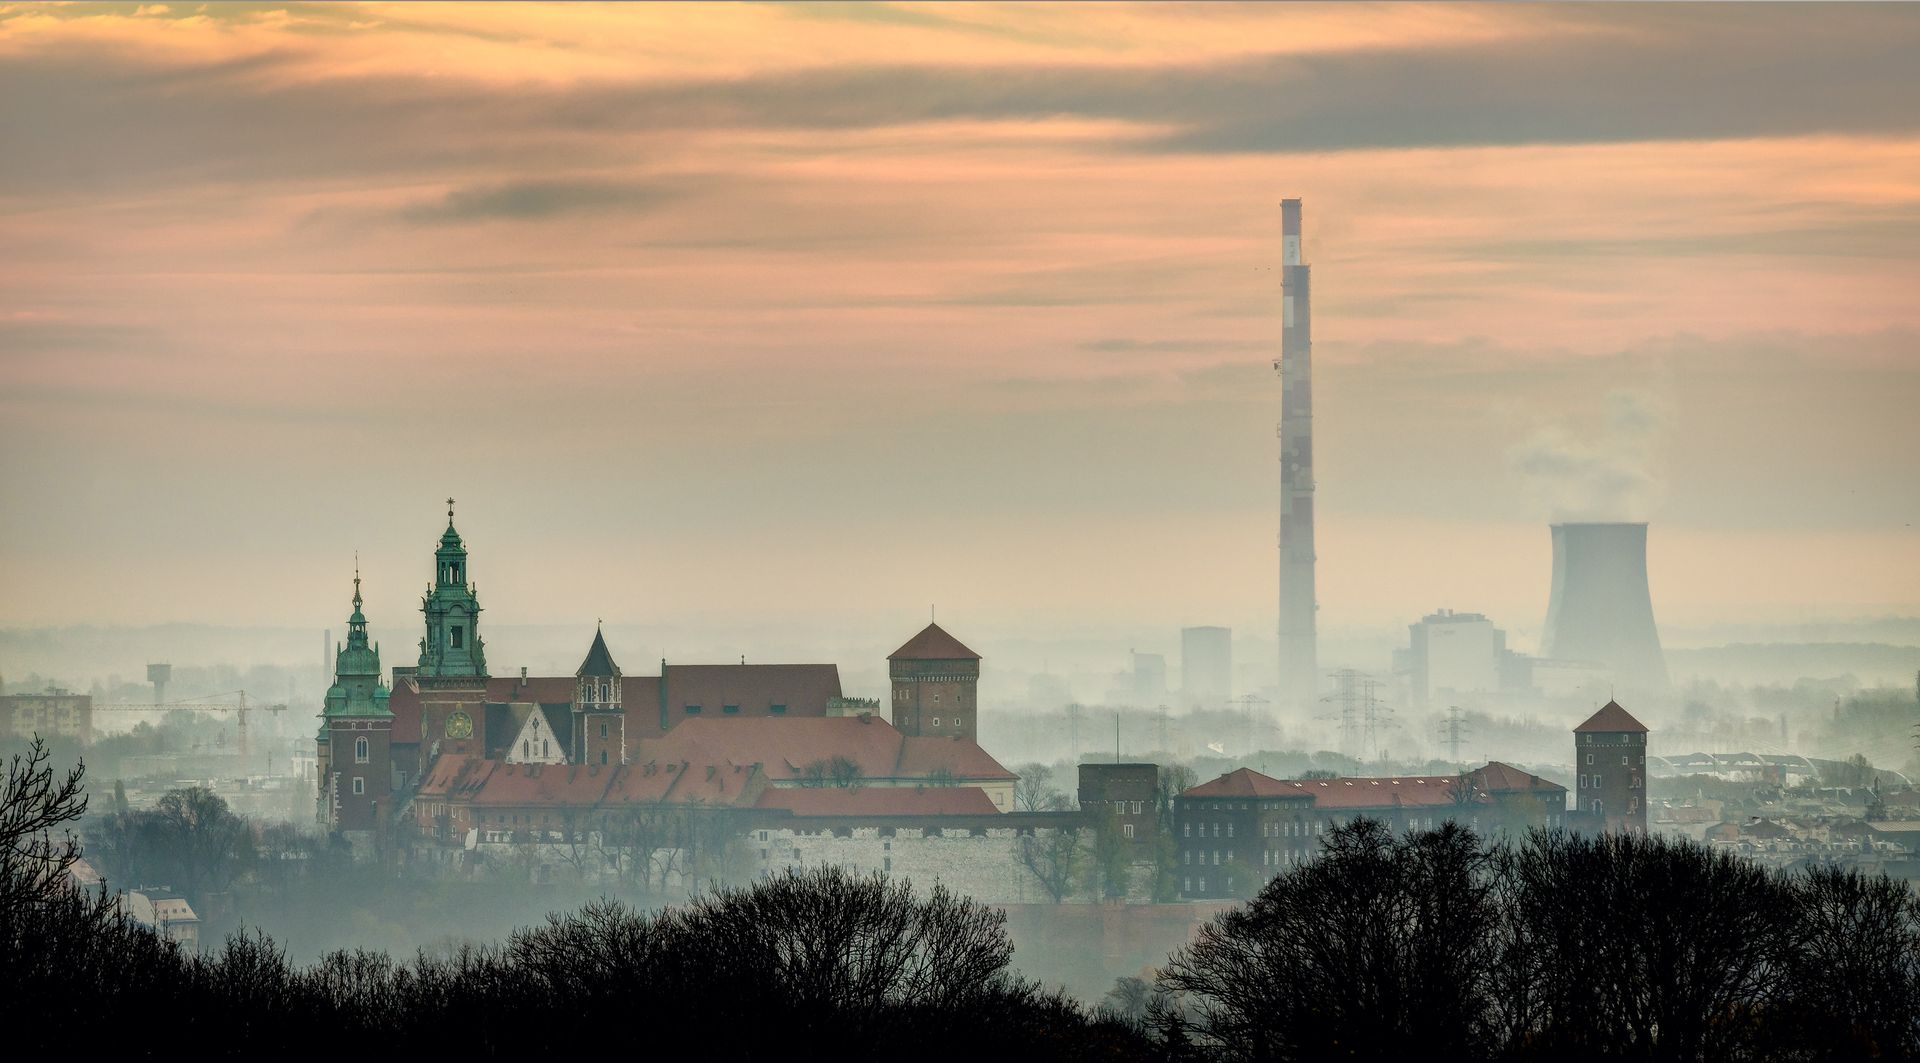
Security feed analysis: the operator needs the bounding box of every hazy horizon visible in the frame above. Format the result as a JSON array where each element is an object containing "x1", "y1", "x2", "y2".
[{"x1": 4, "y1": 3, "x2": 1917, "y2": 642}]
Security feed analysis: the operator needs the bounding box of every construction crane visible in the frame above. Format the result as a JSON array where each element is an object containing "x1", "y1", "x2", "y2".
[{"x1": 91, "y1": 690, "x2": 287, "y2": 757}]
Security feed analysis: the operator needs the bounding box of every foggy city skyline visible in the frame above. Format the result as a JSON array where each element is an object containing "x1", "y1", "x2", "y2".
[
  {"x1": 2, "y1": 2, "x2": 1917, "y2": 646},
  {"x1": 9, "y1": 6, "x2": 1920, "y2": 1054}
]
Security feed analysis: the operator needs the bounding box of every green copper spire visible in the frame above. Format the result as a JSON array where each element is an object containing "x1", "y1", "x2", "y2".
[
  {"x1": 418, "y1": 498, "x2": 488, "y2": 677},
  {"x1": 322, "y1": 564, "x2": 392, "y2": 720}
]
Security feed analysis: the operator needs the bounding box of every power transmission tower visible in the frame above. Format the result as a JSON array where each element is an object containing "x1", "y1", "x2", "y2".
[
  {"x1": 1439, "y1": 704, "x2": 1470, "y2": 763},
  {"x1": 1318, "y1": 670, "x2": 1393, "y2": 763}
]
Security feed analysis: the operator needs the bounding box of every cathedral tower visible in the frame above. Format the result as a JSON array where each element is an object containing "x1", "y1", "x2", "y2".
[
  {"x1": 417, "y1": 499, "x2": 490, "y2": 760},
  {"x1": 572, "y1": 625, "x2": 625, "y2": 766},
  {"x1": 888, "y1": 622, "x2": 981, "y2": 740},
  {"x1": 319, "y1": 568, "x2": 393, "y2": 833}
]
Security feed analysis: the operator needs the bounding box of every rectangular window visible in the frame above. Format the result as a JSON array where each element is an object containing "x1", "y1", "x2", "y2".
[
  {"x1": 452, "y1": 626, "x2": 464, "y2": 649},
  {"x1": 599, "y1": 722, "x2": 609, "y2": 737},
  {"x1": 1183, "y1": 823, "x2": 1191, "y2": 837},
  {"x1": 684, "y1": 704, "x2": 702, "y2": 714},
  {"x1": 352, "y1": 777, "x2": 365, "y2": 795},
  {"x1": 1123, "y1": 823, "x2": 1134, "y2": 839},
  {"x1": 723, "y1": 704, "x2": 740, "y2": 715},
  {"x1": 770, "y1": 704, "x2": 787, "y2": 715}
]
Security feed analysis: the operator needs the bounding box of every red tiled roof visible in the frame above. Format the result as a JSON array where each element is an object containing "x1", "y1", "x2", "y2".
[
  {"x1": 1575, "y1": 700, "x2": 1649, "y2": 734},
  {"x1": 631, "y1": 715, "x2": 1013, "y2": 784},
  {"x1": 1183, "y1": 767, "x2": 1316, "y2": 799},
  {"x1": 663, "y1": 664, "x2": 841, "y2": 715},
  {"x1": 1468, "y1": 761, "x2": 1566, "y2": 795},
  {"x1": 898, "y1": 735, "x2": 1018, "y2": 781},
  {"x1": 470, "y1": 761, "x2": 618, "y2": 807},
  {"x1": 600, "y1": 758, "x2": 763, "y2": 807},
  {"x1": 1184, "y1": 767, "x2": 1468, "y2": 809},
  {"x1": 415, "y1": 754, "x2": 495, "y2": 800},
  {"x1": 755, "y1": 786, "x2": 1000, "y2": 817},
  {"x1": 888, "y1": 622, "x2": 981, "y2": 661}
]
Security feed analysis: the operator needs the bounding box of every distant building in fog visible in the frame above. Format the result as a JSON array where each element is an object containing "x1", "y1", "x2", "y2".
[
  {"x1": 1406, "y1": 609, "x2": 1504, "y2": 709},
  {"x1": 1175, "y1": 761, "x2": 1567, "y2": 899},
  {"x1": 0, "y1": 688, "x2": 92, "y2": 744},
  {"x1": 1180, "y1": 626, "x2": 1232, "y2": 708},
  {"x1": 1131, "y1": 651, "x2": 1167, "y2": 703},
  {"x1": 1079, "y1": 762, "x2": 1159, "y2": 856}
]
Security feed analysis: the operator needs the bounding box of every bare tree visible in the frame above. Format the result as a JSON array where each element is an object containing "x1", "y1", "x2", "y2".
[
  {"x1": 0, "y1": 736, "x2": 88, "y2": 911},
  {"x1": 1015, "y1": 763, "x2": 1068, "y2": 812},
  {"x1": 1016, "y1": 827, "x2": 1083, "y2": 903}
]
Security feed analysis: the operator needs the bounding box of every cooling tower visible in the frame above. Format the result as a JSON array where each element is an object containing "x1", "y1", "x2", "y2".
[{"x1": 1540, "y1": 522, "x2": 1669, "y2": 691}]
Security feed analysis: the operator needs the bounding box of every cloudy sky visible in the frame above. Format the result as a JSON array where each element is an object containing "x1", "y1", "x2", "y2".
[{"x1": 2, "y1": 2, "x2": 1917, "y2": 653}]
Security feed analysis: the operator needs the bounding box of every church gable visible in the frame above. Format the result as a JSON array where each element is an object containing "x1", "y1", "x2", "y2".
[{"x1": 503, "y1": 705, "x2": 569, "y2": 765}]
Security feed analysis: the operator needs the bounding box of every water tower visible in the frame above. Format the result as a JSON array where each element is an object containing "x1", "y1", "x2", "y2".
[{"x1": 147, "y1": 662, "x2": 172, "y2": 703}]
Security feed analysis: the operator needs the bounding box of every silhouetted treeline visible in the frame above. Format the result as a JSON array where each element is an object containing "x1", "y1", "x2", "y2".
[
  {"x1": 5, "y1": 864, "x2": 1144, "y2": 1058},
  {"x1": 1156, "y1": 820, "x2": 1920, "y2": 1061},
  {"x1": 10, "y1": 737, "x2": 1920, "y2": 1060}
]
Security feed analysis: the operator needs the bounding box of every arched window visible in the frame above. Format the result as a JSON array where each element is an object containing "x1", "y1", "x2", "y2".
[
  {"x1": 522, "y1": 740, "x2": 530, "y2": 758},
  {"x1": 355, "y1": 736, "x2": 369, "y2": 763}
]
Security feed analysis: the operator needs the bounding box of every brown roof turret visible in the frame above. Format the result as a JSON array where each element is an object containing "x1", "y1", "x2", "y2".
[
  {"x1": 1575, "y1": 700, "x2": 1648, "y2": 733},
  {"x1": 888, "y1": 622, "x2": 980, "y2": 662}
]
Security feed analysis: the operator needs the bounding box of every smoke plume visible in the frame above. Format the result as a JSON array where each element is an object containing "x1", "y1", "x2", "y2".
[{"x1": 1511, "y1": 391, "x2": 1667, "y2": 520}]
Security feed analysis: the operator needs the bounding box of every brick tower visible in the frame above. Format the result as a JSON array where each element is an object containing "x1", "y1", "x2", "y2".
[
  {"x1": 319, "y1": 568, "x2": 393, "y2": 832},
  {"x1": 572, "y1": 625, "x2": 625, "y2": 766},
  {"x1": 416, "y1": 499, "x2": 490, "y2": 761},
  {"x1": 1574, "y1": 699, "x2": 1649, "y2": 835},
  {"x1": 888, "y1": 622, "x2": 981, "y2": 740}
]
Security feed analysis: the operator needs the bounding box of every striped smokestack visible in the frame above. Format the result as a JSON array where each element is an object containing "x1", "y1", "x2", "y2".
[{"x1": 1277, "y1": 199, "x2": 1317, "y2": 710}]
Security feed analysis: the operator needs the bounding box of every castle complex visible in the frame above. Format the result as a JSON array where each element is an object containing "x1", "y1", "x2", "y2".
[{"x1": 317, "y1": 505, "x2": 1013, "y2": 844}]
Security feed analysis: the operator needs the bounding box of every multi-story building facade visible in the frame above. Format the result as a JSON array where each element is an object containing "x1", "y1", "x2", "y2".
[
  {"x1": 1078, "y1": 762, "x2": 1160, "y2": 854},
  {"x1": 1175, "y1": 762, "x2": 1568, "y2": 900},
  {"x1": 1574, "y1": 699, "x2": 1649, "y2": 835},
  {"x1": 0, "y1": 689, "x2": 92, "y2": 744}
]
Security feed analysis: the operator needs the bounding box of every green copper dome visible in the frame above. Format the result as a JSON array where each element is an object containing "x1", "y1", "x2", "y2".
[{"x1": 322, "y1": 569, "x2": 393, "y2": 720}]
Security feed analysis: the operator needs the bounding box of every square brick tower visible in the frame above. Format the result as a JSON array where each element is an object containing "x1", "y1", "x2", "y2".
[
  {"x1": 888, "y1": 622, "x2": 981, "y2": 740},
  {"x1": 1575, "y1": 700, "x2": 1649, "y2": 835}
]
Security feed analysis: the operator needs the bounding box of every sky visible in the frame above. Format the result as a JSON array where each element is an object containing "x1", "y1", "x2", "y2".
[{"x1": 3, "y1": 2, "x2": 1918, "y2": 661}]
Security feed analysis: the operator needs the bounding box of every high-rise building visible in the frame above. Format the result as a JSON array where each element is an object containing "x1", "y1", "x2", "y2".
[
  {"x1": 1277, "y1": 198, "x2": 1318, "y2": 711},
  {"x1": 1406, "y1": 610, "x2": 1504, "y2": 708},
  {"x1": 1181, "y1": 626, "x2": 1232, "y2": 708},
  {"x1": 1131, "y1": 651, "x2": 1168, "y2": 703}
]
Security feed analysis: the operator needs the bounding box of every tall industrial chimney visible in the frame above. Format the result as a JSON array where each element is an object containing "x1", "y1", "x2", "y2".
[
  {"x1": 1276, "y1": 198, "x2": 1317, "y2": 710},
  {"x1": 1541, "y1": 522, "x2": 1669, "y2": 690}
]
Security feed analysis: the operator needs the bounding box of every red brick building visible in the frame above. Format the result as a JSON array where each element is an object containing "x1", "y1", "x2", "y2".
[
  {"x1": 1174, "y1": 762, "x2": 1568, "y2": 899},
  {"x1": 889, "y1": 622, "x2": 981, "y2": 741},
  {"x1": 1574, "y1": 699, "x2": 1649, "y2": 835}
]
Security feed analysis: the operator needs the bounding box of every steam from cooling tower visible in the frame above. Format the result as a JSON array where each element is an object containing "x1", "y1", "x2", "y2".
[{"x1": 1511, "y1": 391, "x2": 1666, "y2": 521}]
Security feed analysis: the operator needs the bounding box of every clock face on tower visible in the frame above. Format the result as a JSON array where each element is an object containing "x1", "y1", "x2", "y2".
[{"x1": 445, "y1": 711, "x2": 474, "y2": 739}]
